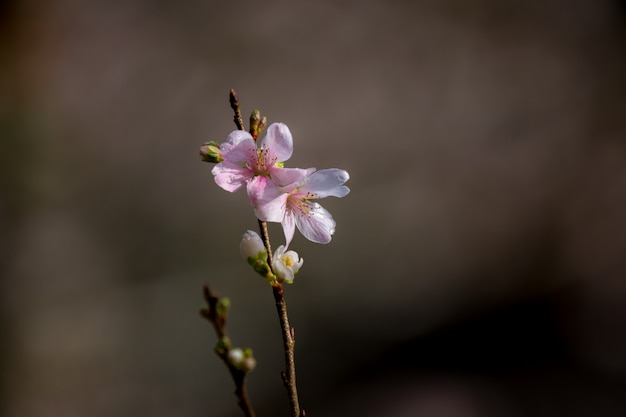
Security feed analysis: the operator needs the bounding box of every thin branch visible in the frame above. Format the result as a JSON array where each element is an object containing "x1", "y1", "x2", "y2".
[
  {"x1": 200, "y1": 285, "x2": 256, "y2": 417},
  {"x1": 272, "y1": 284, "x2": 301, "y2": 417},
  {"x1": 229, "y1": 89, "x2": 245, "y2": 131},
  {"x1": 257, "y1": 221, "x2": 302, "y2": 417},
  {"x1": 258, "y1": 219, "x2": 274, "y2": 266}
]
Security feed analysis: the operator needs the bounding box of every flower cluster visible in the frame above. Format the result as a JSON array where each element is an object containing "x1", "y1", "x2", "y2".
[
  {"x1": 203, "y1": 119, "x2": 349, "y2": 286},
  {"x1": 210, "y1": 123, "x2": 350, "y2": 248},
  {"x1": 240, "y1": 230, "x2": 303, "y2": 284}
]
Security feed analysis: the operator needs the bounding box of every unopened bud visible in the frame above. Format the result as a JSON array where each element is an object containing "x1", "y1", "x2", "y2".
[
  {"x1": 240, "y1": 230, "x2": 267, "y2": 261},
  {"x1": 258, "y1": 117, "x2": 267, "y2": 135},
  {"x1": 215, "y1": 337, "x2": 231, "y2": 356},
  {"x1": 199, "y1": 141, "x2": 223, "y2": 163},
  {"x1": 216, "y1": 297, "x2": 230, "y2": 319},
  {"x1": 227, "y1": 348, "x2": 244, "y2": 366},
  {"x1": 240, "y1": 230, "x2": 277, "y2": 283},
  {"x1": 249, "y1": 110, "x2": 262, "y2": 140},
  {"x1": 241, "y1": 356, "x2": 257, "y2": 372},
  {"x1": 227, "y1": 347, "x2": 257, "y2": 372}
]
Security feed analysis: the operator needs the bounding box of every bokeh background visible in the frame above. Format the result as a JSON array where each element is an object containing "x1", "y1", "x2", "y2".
[{"x1": 2, "y1": 0, "x2": 626, "y2": 416}]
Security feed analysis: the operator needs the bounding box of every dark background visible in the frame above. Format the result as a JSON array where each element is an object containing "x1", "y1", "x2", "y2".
[{"x1": 1, "y1": 0, "x2": 625, "y2": 416}]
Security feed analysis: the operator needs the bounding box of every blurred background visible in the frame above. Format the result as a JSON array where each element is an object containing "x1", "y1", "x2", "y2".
[{"x1": 1, "y1": 0, "x2": 626, "y2": 416}]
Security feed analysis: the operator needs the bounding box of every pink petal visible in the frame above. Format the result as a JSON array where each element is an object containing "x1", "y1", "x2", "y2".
[
  {"x1": 271, "y1": 167, "x2": 316, "y2": 189},
  {"x1": 226, "y1": 130, "x2": 254, "y2": 146},
  {"x1": 212, "y1": 161, "x2": 253, "y2": 192},
  {"x1": 294, "y1": 202, "x2": 336, "y2": 244},
  {"x1": 248, "y1": 176, "x2": 287, "y2": 222},
  {"x1": 281, "y1": 211, "x2": 296, "y2": 249},
  {"x1": 260, "y1": 123, "x2": 293, "y2": 162},
  {"x1": 223, "y1": 136, "x2": 256, "y2": 164},
  {"x1": 302, "y1": 169, "x2": 350, "y2": 198}
]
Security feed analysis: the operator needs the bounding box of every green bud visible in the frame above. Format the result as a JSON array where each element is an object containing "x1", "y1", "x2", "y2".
[
  {"x1": 199, "y1": 141, "x2": 223, "y2": 163},
  {"x1": 215, "y1": 336, "x2": 231, "y2": 356},
  {"x1": 258, "y1": 117, "x2": 267, "y2": 135},
  {"x1": 216, "y1": 297, "x2": 230, "y2": 319},
  {"x1": 247, "y1": 256, "x2": 265, "y2": 272},
  {"x1": 249, "y1": 110, "x2": 262, "y2": 140},
  {"x1": 250, "y1": 109, "x2": 261, "y2": 129}
]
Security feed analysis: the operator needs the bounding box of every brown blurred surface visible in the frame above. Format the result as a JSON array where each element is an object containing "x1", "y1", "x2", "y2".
[{"x1": 1, "y1": 0, "x2": 626, "y2": 416}]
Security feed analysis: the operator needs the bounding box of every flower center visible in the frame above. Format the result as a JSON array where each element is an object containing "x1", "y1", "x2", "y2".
[
  {"x1": 247, "y1": 147, "x2": 278, "y2": 176},
  {"x1": 289, "y1": 191, "x2": 317, "y2": 217},
  {"x1": 282, "y1": 255, "x2": 294, "y2": 267}
]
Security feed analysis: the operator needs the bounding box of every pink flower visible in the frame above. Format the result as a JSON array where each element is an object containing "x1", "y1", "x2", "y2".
[
  {"x1": 211, "y1": 123, "x2": 295, "y2": 205},
  {"x1": 211, "y1": 122, "x2": 350, "y2": 246},
  {"x1": 255, "y1": 168, "x2": 350, "y2": 247}
]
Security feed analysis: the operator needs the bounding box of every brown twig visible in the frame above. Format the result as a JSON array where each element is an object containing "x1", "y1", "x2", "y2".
[
  {"x1": 258, "y1": 219, "x2": 274, "y2": 266},
  {"x1": 229, "y1": 89, "x2": 245, "y2": 131},
  {"x1": 200, "y1": 285, "x2": 256, "y2": 417},
  {"x1": 272, "y1": 284, "x2": 301, "y2": 417},
  {"x1": 257, "y1": 221, "x2": 302, "y2": 417}
]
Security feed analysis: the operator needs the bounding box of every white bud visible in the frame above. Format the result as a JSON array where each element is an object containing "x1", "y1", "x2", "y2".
[
  {"x1": 227, "y1": 348, "x2": 244, "y2": 366},
  {"x1": 240, "y1": 230, "x2": 266, "y2": 260},
  {"x1": 272, "y1": 245, "x2": 303, "y2": 284}
]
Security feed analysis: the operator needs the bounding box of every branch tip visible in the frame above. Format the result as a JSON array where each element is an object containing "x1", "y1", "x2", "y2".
[
  {"x1": 202, "y1": 284, "x2": 210, "y2": 300},
  {"x1": 229, "y1": 89, "x2": 245, "y2": 131}
]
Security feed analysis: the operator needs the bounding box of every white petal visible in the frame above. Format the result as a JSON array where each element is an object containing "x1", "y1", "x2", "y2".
[
  {"x1": 283, "y1": 250, "x2": 303, "y2": 274},
  {"x1": 294, "y1": 202, "x2": 336, "y2": 244},
  {"x1": 303, "y1": 169, "x2": 350, "y2": 198},
  {"x1": 240, "y1": 230, "x2": 266, "y2": 259},
  {"x1": 273, "y1": 261, "x2": 295, "y2": 283},
  {"x1": 281, "y1": 211, "x2": 296, "y2": 249},
  {"x1": 271, "y1": 167, "x2": 316, "y2": 189},
  {"x1": 226, "y1": 130, "x2": 254, "y2": 145}
]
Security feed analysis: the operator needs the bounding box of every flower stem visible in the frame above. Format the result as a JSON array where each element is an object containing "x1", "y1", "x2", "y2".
[{"x1": 257, "y1": 220, "x2": 303, "y2": 417}]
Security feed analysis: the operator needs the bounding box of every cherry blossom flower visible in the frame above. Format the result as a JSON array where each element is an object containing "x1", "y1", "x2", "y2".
[
  {"x1": 211, "y1": 123, "x2": 296, "y2": 206},
  {"x1": 272, "y1": 245, "x2": 303, "y2": 284},
  {"x1": 255, "y1": 168, "x2": 350, "y2": 247},
  {"x1": 247, "y1": 167, "x2": 315, "y2": 222}
]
